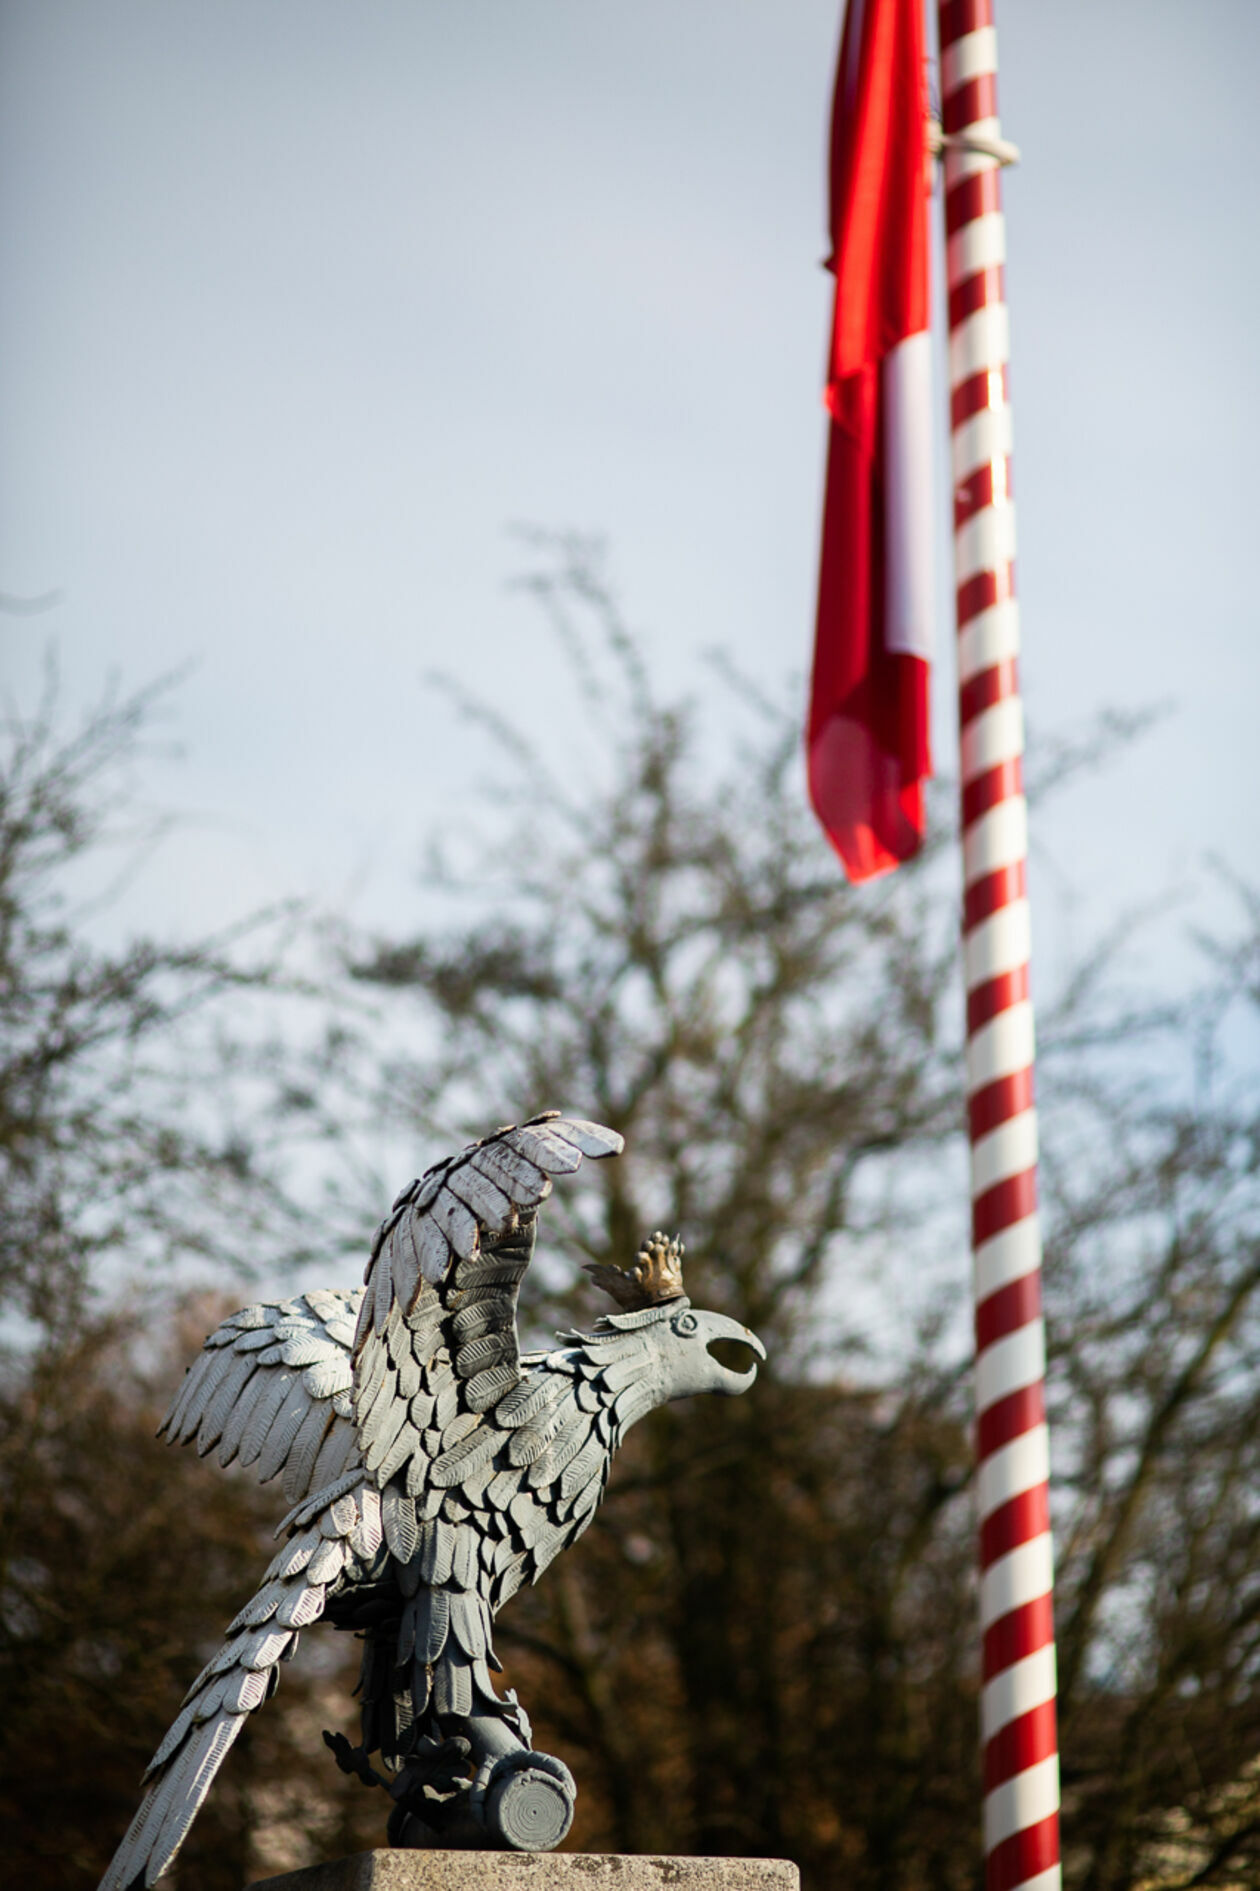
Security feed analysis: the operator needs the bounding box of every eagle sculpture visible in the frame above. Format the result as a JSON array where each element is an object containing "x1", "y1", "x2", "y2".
[{"x1": 100, "y1": 1112, "x2": 764, "y2": 1887}]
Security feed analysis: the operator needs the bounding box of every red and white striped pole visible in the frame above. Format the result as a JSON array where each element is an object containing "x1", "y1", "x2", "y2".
[{"x1": 935, "y1": 5, "x2": 1061, "y2": 1889}]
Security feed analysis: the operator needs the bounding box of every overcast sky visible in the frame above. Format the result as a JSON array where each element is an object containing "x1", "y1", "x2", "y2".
[{"x1": 1, "y1": 0, "x2": 1256, "y2": 996}]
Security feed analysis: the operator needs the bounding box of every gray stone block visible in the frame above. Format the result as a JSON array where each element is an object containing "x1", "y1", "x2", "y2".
[{"x1": 247, "y1": 1852, "x2": 800, "y2": 1891}]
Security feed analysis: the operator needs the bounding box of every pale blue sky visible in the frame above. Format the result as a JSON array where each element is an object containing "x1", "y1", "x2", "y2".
[{"x1": 1, "y1": 0, "x2": 1256, "y2": 989}]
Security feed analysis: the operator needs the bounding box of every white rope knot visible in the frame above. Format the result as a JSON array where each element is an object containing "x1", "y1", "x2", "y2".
[{"x1": 928, "y1": 119, "x2": 1021, "y2": 167}]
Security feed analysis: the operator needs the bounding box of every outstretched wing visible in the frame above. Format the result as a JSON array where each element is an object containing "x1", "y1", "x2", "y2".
[
  {"x1": 352, "y1": 1112, "x2": 622, "y2": 1488},
  {"x1": 98, "y1": 1478, "x2": 382, "y2": 1891},
  {"x1": 161, "y1": 1288, "x2": 364, "y2": 1507}
]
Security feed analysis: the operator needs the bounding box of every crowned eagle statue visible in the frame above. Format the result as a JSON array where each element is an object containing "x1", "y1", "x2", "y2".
[{"x1": 100, "y1": 1112, "x2": 764, "y2": 1887}]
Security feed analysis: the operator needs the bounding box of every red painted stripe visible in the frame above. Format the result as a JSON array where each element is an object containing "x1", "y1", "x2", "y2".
[
  {"x1": 984, "y1": 1701, "x2": 1059, "y2": 1794},
  {"x1": 977, "y1": 1385, "x2": 1044, "y2": 1461},
  {"x1": 968, "y1": 968, "x2": 1030, "y2": 1035},
  {"x1": 939, "y1": 0, "x2": 993, "y2": 48},
  {"x1": 980, "y1": 1487, "x2": 1050, "y2": 1568},
  {"x1": 951, "y1": 364, "x2": 1009, "y2": 427},
  {"x1": 983, "y1": 1593, "x2": 1056, "y2": 1682},
  {"x1": 945, "y1": 166, "x2": 1001, "y2": 236},
  {"x1": 943, "y1": 73, "x2": 998, "y2": 135},
  {"x1": 986, "y1": 1813, "x2": 1060, "y2": 1888},
  {"x1": 962, "y1": 757, "x2": 1023, "y2": 828},
  {"x1": 969, "y1": 1068, "x2": 1034, "y2": 1140},
  {"x1": 973, "y1": 1169, "x2": 1038, "y2": 1247},
  {"x1": 958, "y1": 563, "x2": 1016, "y2": 627},
  {"x1": 955, "y1": 461, "x2": 1013, "y2": 532},
  {"x1": 964, "y1": 861, "x2": 1026, "y2": 929},
  {"x1": 950, "y1": 265, "x2": 1006, "y2": 330},
  {"x1": 976, "y1": 1270, "x2": 1041, "y2": 1352},
  {"x1": 960, "y1": 657, "x2": 1018, "y2": 724}
]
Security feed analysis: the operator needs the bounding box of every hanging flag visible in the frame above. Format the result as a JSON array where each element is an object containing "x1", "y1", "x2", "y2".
[{"x1": 808, "y1": 0, "x2": 933, "y2": 881}]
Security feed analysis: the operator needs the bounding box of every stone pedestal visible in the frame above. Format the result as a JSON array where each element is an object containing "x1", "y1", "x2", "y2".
[{"x1": 247, "y1": 1852, "x2": 799, "y2": 1891}]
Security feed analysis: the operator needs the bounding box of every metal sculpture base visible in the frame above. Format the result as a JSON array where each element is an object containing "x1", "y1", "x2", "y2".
[
  {"x1": 324, "y1": 1730, "x2": 576, "y2": 1853},
  {"x1": 248, "y1": 1854, "x2": 800, "y2": 1890}
]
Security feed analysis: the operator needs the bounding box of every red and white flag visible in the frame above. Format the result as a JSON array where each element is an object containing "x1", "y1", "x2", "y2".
[{"x1": 808, "y1": 0, "x2": 933, "y2": 882}]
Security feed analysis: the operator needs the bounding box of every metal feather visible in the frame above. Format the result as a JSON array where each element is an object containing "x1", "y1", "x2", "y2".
[
  {"x1": 545, "y1": 1118, "x2": 625, "y2": 1158},
  {"x1": 497, "y1": 1374, "x2": 563, "y2": 1429},
  {"x1": 468, "y1": 1140, "x2": 550, "y2": 1204},
  {"x1": 304, "y1": 1536, "x2": 347, "y2": 1589},
  {"x1": 418, "y1": 1586, "x2": 451, "y2": 1663},
  {"x1": 264, "y1": 1529, "x2": 320, "y2": 1582},
  {"x1": 308, "y1": 1422, "x2": 357, "y2": 1492},
  {"x1": 443, "y1": 1163, "x2": 513, "y2": 1228},
  {"x1": 279, "y1": 1331, "x2": 338, "y2": 1369},
  {"x1": 385, "y1": 1215, "x2": 423, "y2": 1316},
  {"x1": 237, "y1": 1370, "x2": 298, "y2": 1470},
  {"x1": 217, "y1": 1366, "x2": 276, "y2": 1469},
  {"x1": 301, "y1": 1352, "x2": 353, "y2": 1400},
  {"x1": 465, "y1": 1362, "x2": 521, "y2": 1412},
  {"x1": 275, "y1": 1581, "x2": 328, "y2": 1628},
  {"x1": 503, "y1": 1124, "x2": 583, "y2": 1174},
  {"x1": 375, "y1": 1417, "x2": 422, "y2": 1490},
  {"x1": 418, "y1": 1519, "x2": 455, "y2": 1585},
  {"x1": 453, "y1": 1331, "x2": 515, "y2": 1380},
  {"x1": 428, "y1": 1187, "x2": 479, "y2": 1260},
  {"x1": 195, "y1": 1351, "x2": 258, "y2": 1455},
  {"x1": 257, "y1": 1379, "x2": 315, "y2": 1485},
  {"x1": 222, "y1": 1669, "x2": 269, "y2": 1714},
  {"x1": 163, "y1": 1347, "x2": 221, "y2": 1441},
  {"x1": 434, "y1": 1652, "x2": 473, "y2": 1719},
  {"x1": 381, "y1": 1484, "x2": 418, "y2": 1563},
  {"x1": 451, "y1": 1526, "x2": 479, "y2": 1591},
  {"x1": 450, "y1": 1590, "x2": 488, "y2": 1658},
  {"x1": 560, "y1": 1433, "x2": 607, "y2": 1504},
  {"x1": 231, "y1": 1323, "x2": 289, "y2": 1353},
  {"x1": 409, "y1": 1214, "x2": 451, "y2": 1287},
  {"x1": 430, "y1": 1422, "x2": 500, "y2": 1488},
  {"x1": 282, "y1": 1404, "x2": 334, "y2": 1505},
  {"x1": 364, "y1": 1392, "x2": 413, "y2": 1484},
  {"x1": 372, "y1": 1239, "x2": 396, "y2": 1333},
  {"x1": 223, "y1": 1303, "x2": 271, "y2": 1331}
]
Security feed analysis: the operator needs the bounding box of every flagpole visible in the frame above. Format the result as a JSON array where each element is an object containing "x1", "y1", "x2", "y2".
[{"x1": 935, "y1": 5, "x2": 1061, "y2": 1888}]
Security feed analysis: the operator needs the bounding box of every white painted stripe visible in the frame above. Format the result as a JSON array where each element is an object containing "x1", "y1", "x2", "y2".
[
  {"x1": 958, "y1": 599, "x2": 1021, "y2": 684},
  {"x1": 954, "y1": 500, "x2": 1017, "y2": 586},
  {"x1": 984, "y1": 1755, "x2": 1060, "y2": 1851},
  {"x1": 978, "y1": 1426, "x2": 1050, "y2": 1523},
  {"x1": 963, "y1": 797, "x2": 1028, "y2": 885},
  {"x1": 979, "y1": 1529, "x2": 1054, "y2": 1625},
  {"x1": 952, "y1": 401, "x2": 1012, "y2": 485},
  {"x1": 976, "y1": 1319, "x2": 1045, "y2": 1416},
  {"x1": 941, "y1": 26, "x2": 998, "y2": 97},
  {"x1": 982, "y1": 1643, "x2": 1058, "y2": 1741},
  {"x1": 966, "y1": 1003, "x2": 1034, "y2": 1092},
  {"x1": 964, "y1": 901, "x2": 1031, "y2": 988},
  {"x1": 970, "y1": 1109, "x2": 1038, "y2": 1195},
  {"x1": 948, "y1": 211, "x2": 1006, "y2": 290},
  {"x1": 961, "y1": 697, "x2": 1024, "y2": 781},
  {"x1": 974, "y1": 1215, "x2": 1041, "y2": 1301},
  {"x1": 943, "y1": 118, "x2": 1004, "y2": 185},
  {"x1": 950, "y1": 304, "x2": 1010, "y2": 385}
]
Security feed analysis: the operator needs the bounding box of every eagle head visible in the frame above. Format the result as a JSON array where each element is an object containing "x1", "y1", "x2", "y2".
[{"x1": 585, "y1": 1232, "x2": 765, "y2": 1403}]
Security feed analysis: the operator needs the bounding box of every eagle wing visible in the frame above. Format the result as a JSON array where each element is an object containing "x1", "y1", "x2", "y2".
[
  {"x1": 160, "y1": 1287, "x2": 364, "y2": 1507},
  {"x1": 351, "y1": 1112, "x2": 622, "y2": 1492},
  {"x1": 98, "y1": 1478, "x2": 382, "y2": 1891}
]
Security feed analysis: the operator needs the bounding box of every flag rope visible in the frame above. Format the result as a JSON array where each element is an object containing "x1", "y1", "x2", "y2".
[{"x1": 935, "y1": 4, "x2": 1062, "y2": 1888}]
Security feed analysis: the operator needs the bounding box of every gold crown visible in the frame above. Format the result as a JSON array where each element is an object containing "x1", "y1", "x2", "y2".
[{"x1": 584, "y1": 1231, "x2": 686, "y2": 1311}]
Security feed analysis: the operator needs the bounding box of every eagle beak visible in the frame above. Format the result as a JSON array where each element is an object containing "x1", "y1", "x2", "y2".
[{"x1": 702, "y1": 1312, "x2": 766, "y2": 1392}]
